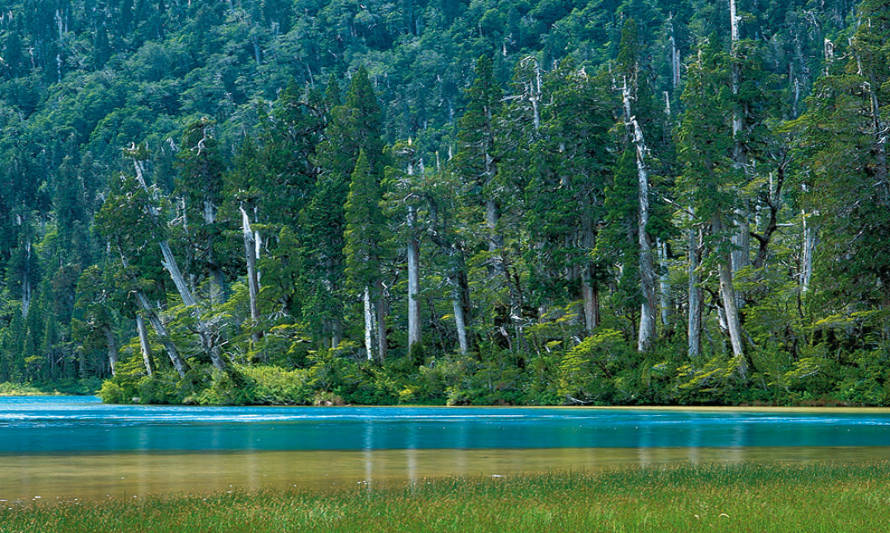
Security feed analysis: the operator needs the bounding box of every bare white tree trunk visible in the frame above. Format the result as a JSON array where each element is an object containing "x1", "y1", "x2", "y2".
[
  {"x1": 623, "y1": 76, "x2": 657, "y2": 352},
  {"x1": 131, "y1": 158, "x2": 226, "y2": 372},
  {"x1": 658, "y1": 239, "x2": 671, "y2": 329},
  {"x1": 376, "y1": 282, "x2": 388, "y2": 362},
  {"x1": 22, "y1": 239, "x2": 32, "y2": 317},
  {"x1": 158, "y1": 241, "x2": 197, "y2": 307},
  {"x1": 135, "y1": 291, "x2": 188, "y2": 378},
  {"x1": 729, "y1": 0, "x2": 740, "y2": 48},
  {"x1": 407, "y1": 205, "x2": 421, "y2": 349},
  {"x1": 714, "y1": 216, "x2": 746, "y2": 373},
  {"x1": 103, "y1": 326, "x2": 118, "y2": 377},
  {"x1": 136, "y1": 314, "x2": 154, "y2": 376},
  {"x1": 801, "y1": 210, "x2": 816, "y2": 293},
  {"x1": 668, "y1": 13, "x2": 681, "y2": 90},
  {"x1": 240, "y1": 206, "x2": 260, "y2": 344},
  {"x1": 729, "y1": 0, "x2": 750, "y2": 298},
  {"x1": 452, "y1": 296, "x2": 469, "y2": 355},
  {"x1": 687, "y1": 225, "x2": 702, "y2": 358},
  {"x1": 363, "y1": 286, "x2": 373, "y2": 361}
]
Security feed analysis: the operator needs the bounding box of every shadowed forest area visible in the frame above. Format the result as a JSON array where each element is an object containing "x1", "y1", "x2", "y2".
[{"x1": 1, "y1": 0, "x2": 889, "y2": 406}]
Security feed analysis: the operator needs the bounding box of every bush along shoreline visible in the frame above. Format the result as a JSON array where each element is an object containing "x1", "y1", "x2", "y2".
[{"x1": 98, "y1": 329, "x2": 890, "y2": 406}]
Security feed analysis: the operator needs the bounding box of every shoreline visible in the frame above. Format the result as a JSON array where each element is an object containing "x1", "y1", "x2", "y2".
[{"x1": 7, "y1": 391, "x2": 890, "y2": 412}]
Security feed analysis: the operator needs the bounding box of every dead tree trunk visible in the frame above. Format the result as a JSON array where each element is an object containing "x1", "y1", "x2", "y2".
[
  {"x1": 136, "y1": 314, "x2": 154, "y2": 376},
  {"x1": 729, "y1": 0, "x2": 750, "y2": 299},
  {"x1": 687, "y1": 223, "x2": 702, "y2": 358},
  {"x1": 713, "y1": 216, "x2": 746, "y2": 374},
  {"x1": 407, "y1": 204, "x2": 421, "y2": 350},
  {"x1": 103, "y1": 326, "x2": 118, "y2": 377},
  {"x1": 801, "y1": 208, "x2": 816, "y2": 293},
  {"x1": 376, "y1": 279, "x2": 388, "y2": 362},
  {"x1": 135, "y1": 291, "x2": 188, "y2": 378},
  {"x1": 658, "y1": 239, "x2": 671, "y2": 329},
  {"x1": 240, "y1": 206, "x2": 261, "y2": 345},
  {"x1": 363, "y1": 286, "x2": 374, "y2": 361},
  {"x1": 131, "y1": 156, "x2": 227, "y2": 372},
  {"x1": 623, "y1": 76, "x2": 657, "y2": 352}
]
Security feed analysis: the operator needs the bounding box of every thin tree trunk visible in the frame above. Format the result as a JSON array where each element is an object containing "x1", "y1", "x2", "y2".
[
  {"x1": 729, "y1": 0, "x2": 750, "y2": 299},
  {"x1": 136, "y1": 314, "x2": 154, "y2": 376},
  {"x1": 581, "y1": 211, "x2": 599, "y2": 333},
  {"x1": 485, "y1": 198, "x2": 503, "y2": 272},
  {"x1": 103, "y1": 326, "x2": 118, "y2": 377},
  {"x1": 240, "y1": 206, "x2": 261, "y2": 345},
  {"x1": 331, "y1": 320, "x2": 343, "y2": 350},
  {"x1": 159, "y1": 241, "x2": 197, "y2": 307},
  {"x1": 687, "y1": 225, "x2": 702, "y2": 358},
  {"x1": 669, "y1": 13, "x2": 680, "y2": 91},
  {"x1": 407, "y1": 205, "x2": 421, "y2": 349},
  {"x1": 623, "y1": 76, "x2": 657, "y2": 352},
  {"x1": 135, "y1": 291, "x2": 188, "y2": 378},
  {"x1": 452, "y1": 292, "x2": 469, "y2": 355},
  {"x1": 581, "y1": 279, "x2": 600, "y2": 334},
  {"x1": 658, "y1": 239, "x2": 671, "y2": 329},
  {"x1": 801, "y1": 210, "x2": 816, "y2": 293},
  {"x1": 203, "y1": 200, "x2": 226, "y2": 304},
  {"x1": 713, "y1": 216, "x2": 746, "y2": 373},
  {"x1": 376, "y1": 279, "x2": 387, "y2": 362},
  {"x1": 363, "y1": 286, "x2": 373, "y2": 361},
  {"x1": 22, "y1": 239, "x2": 31, "y2": 317},
  {"x1": 132, "y1": 155, "x2": 226, "y2": 371}
]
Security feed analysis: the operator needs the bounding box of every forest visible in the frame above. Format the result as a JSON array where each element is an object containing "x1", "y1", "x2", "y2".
[{"x1": 0, "y1": 0, "x2": 888, "y2": 406}]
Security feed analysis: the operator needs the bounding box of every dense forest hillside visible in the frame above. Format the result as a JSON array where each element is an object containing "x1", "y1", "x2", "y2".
[{"x1": 1, "y1": 0, "x2": 888, "y2": 405}]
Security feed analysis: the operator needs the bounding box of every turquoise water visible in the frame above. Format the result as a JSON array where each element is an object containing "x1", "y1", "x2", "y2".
[{"x1": 4, "y1": 396, "x2": 890, "y2": 454}]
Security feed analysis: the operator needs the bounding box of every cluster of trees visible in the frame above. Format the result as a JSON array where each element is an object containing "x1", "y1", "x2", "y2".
[{"x1": 2, "y1": 0, "x2": 889, "y2": 405}]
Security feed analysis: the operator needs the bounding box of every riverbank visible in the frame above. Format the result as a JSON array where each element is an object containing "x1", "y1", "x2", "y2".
[
  {"x1": 99, "y1": 360, "x2": 890, "y2": 408},
  {"x1": 3, "y1": 462, "x2": 889, "y2": 532}
]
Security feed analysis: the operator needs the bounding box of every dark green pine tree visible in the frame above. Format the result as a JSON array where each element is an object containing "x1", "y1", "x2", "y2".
[
  {"x1": 794, "y1": 0, "x2": 890, "y2": 340},
  {"x1": 344, "y1": 150, "x2": 389, "y2": 362},
  {"x1": 451, "y1": 55, "x2": 510, "y2": 348},
  {"x1": 531, "y1": 61, "x2": 614, "y2": 335},
  {"x1": 676, "y1": 39, "x2": 746, "y2": 369},
  {"x1": 301, "y1": 67, "x2": 386, "y2": 348}
]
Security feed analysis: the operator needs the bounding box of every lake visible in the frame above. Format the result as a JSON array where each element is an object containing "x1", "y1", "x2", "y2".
[{"x1": 3, "y1": 396, "x2": 890, "y2": 502}]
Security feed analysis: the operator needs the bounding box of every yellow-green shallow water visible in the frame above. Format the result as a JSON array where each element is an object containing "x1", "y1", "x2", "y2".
[{"x1": 4, "y1": 446, "x2": 890, "y2": 503}]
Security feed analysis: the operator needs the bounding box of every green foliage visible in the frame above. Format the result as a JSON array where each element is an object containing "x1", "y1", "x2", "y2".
[
  {"x1": 558, "y1": 330, "x2": 632, "y2": 404},
  {"x1": 0, "y1": 0, "x2": 885, "y2": 407}
]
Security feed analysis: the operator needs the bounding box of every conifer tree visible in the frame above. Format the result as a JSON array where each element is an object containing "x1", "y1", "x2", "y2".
[
  {"x1": 303, "y1": 68, "x2": 386, "y2": 348},
  {"x1": 344, "y1": 150, "x2": 388, "y2": 361},
  {"x1": 677, "y1": 40, "x2": 746, "y2": 370}
]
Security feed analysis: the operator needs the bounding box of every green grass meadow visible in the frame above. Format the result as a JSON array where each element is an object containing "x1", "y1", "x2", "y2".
[{"x1": 2, "y1": 462, "x2": 890, "y2": 532}]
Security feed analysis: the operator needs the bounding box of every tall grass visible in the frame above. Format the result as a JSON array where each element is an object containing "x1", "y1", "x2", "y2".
[{"x1": 2, "y1": 462, "x2": 889, "y2": 532}]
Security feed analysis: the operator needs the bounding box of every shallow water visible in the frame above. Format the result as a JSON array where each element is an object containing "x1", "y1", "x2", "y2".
[
  {"x1": 3, "y1": 396, "x2": 890, "y2": 501},
  {"x1": 6, "y1": 396, "x2": 890, "y2": 453},
  {"x1": 4, "y1": 446, "x2": 890, "y2": 502}
]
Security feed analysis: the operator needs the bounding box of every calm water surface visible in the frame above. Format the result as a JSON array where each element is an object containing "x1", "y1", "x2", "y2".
[{"x1": 3, "y1": 396, "x2": 890, "y2": 501}]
